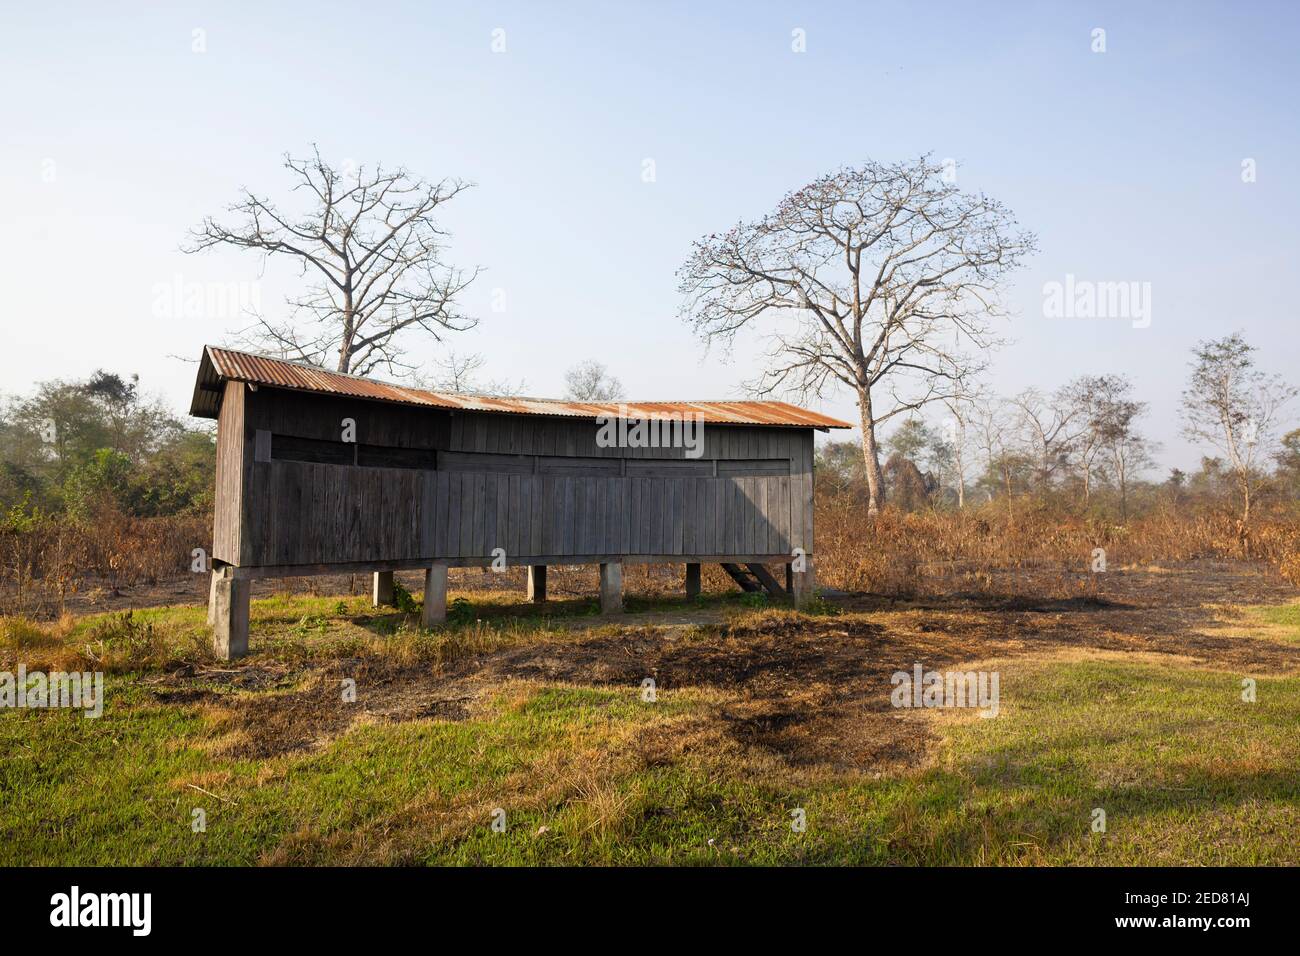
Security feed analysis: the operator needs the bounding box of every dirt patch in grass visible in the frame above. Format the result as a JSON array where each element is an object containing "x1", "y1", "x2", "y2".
[
  {"x1": 219, "y1": 680, "x2": 359, "y2": 759},
  {"x1": 142, "y1": 561, "x2": 1297, "y2": 769},
  {"x1": 187, "y1": 662, "x2": 488, "y2": 760},
  {"x1": 449, "y1": 619, "x2": 923, "y2": 771}
]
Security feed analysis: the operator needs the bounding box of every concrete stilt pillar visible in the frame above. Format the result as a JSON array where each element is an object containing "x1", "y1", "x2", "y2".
[
  {"x1": 685, "y1": 563, "x2": 701, "y2": 600},
  {"x1": 210, "y1": 567, "x2": 251, "y2": 660},
  {"x1": 422, "y1": 565, "x2": 448, "y2": 627},
  {"x1": 599, "y1": 562, "x2": 623, "y2": 614},
  {"x1": 527, "y1": 565, "x2": 547, "y2": 603},
  {"x1": 790, "y1": 558, "x2": 816, "y2": 606},
  {"x1": 372, "y1": 570, "x2": 395, "y2": 607},
  {"x1": 207, "y1": 571, "x2": 219, "y2": 626}
]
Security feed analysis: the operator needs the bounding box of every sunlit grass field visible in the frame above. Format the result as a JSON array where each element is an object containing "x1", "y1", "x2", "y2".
[
  {"x1": 1250, "y1": 600, "x2": 1300, "y2": 641},
  {"x1": 2, "y1": 586, "x2": 1297, "y2": 866}
]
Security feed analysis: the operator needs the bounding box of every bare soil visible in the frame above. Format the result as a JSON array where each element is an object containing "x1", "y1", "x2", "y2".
[{"x1": 149, "y1": 561, "x2": 1299, "y2": 770}]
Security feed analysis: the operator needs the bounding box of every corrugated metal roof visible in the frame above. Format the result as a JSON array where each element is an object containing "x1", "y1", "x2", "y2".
[{"x1": 189, "y1": 346, "x2": 852, "y2": 429}]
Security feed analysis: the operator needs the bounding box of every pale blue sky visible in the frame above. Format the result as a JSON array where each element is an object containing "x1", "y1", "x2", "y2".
[{"x1": 2, "y1": 0, "x2": 1297, "y2": 470}]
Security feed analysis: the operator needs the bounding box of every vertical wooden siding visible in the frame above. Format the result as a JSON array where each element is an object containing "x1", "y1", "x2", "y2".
[
  {"x1": 232, "y1": 388, "x2": 815, "y2": 567},
  {"x1": 211, "y1": 381, "x2": 245, "y2": 564}
]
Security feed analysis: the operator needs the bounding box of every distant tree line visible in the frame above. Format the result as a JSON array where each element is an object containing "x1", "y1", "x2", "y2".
[
  {"x1": 817, "y1": 333, "x2": 1298, "y2": 525},
  {"x1": 0, "y1": 371, "x2": 215, "y2": 526}
]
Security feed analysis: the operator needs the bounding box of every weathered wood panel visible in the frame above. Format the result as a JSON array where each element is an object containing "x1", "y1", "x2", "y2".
[
  {"x1": 225, "y1": 388, "x2": 818, "y2": 568},
  {"x1": 212, "y1": 380, "x2": 246, "y2": 564}
]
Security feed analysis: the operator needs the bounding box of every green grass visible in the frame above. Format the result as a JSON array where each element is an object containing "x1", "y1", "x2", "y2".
[
  {"x1": 1, "y1": 589, "x2": 663, "y2": 674},
  {"x1": 2, "y1": 650, "x2": 1296, "y2": 865},
  {"x1": 847, "y1": 659, "x2": 1300, "y2": 865},
  {"x1": 1249, "y1": 600, "x2": 1300, "y2": 641},
  {"x1": 2, "y1": 584, "x2": 794, "y2": 678}
]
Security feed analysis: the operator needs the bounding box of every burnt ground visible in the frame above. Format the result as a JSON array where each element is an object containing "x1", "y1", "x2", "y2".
[{"x1": 149, "y1": 561, "x2": 1299, "y2": 772}]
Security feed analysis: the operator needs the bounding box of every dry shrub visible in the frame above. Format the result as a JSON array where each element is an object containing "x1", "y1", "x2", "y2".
[
  {"x1": 0, "y1": 615, "x2": 83, "y2": 671},
  {"x1": 0, "y1": 507, "x2": 209, "y2": 616},
  {"x1": 571, "y1": 767, "x2": 640, "y2": 840},
  {"x1": 1279, "y1": 552, "x2": 1300, "y2": 588},
  {"x1": 0, "y1": 615, "x2": 68, "y2": 653},
  {"x1": 0, "y1": 609, "x2": 210, "y2": 673},
  {"x1": 4, "y1": 486, "x2": 1295, "y2": 614},
  {"x1": 815, "y1": 493, "x2": 1300, "y2": 597}
]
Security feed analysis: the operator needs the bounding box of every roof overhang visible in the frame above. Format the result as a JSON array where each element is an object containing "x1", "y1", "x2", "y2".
[{"x1": 189, "y1": 345, "x2": 854, "y2": 429}]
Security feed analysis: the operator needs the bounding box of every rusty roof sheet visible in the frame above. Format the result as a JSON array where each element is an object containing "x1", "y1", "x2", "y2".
[{"x1": 189, "y1": 346, "x2": 852, "y2": 429}]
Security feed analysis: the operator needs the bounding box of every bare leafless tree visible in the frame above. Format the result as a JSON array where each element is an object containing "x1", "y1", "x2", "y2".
[
  {"x1": 413, "y1": 350, "x2": 527, "y2": 397},
  {"x1": 185, "y1": 147, "x2": 480, "y2": 376},
  {"x1": 939, "y1": 384, "x2": 985, "y2": 509},
  {"x1": 563, "y1": 360, "x2": 625, "y2": 402},
  {"x1": 422, "y1": 350, "x2": 486, "y2": 392},
  {"x1": 1009, "y1": 386, "x2": 1084, "y2": 492},
  {"x1": 677, "y1": 156, "x2": 1035, "y2": 515},
  {"x1": 1075, "y1": 375, "x2": 1155, "y2": 520},
  {"x1": 970, "y1": 395, "x2": 1019, "y2": 501},
  {"x1": 1181, "y1": 332, "x2": 1295, "y2": 524},
  {"x1": 1058, "y1": 375, "x2": 1116, "y2": 504},
  {"x1": 1101, "y1": 412, "x2": 1156, "y2": 524}
]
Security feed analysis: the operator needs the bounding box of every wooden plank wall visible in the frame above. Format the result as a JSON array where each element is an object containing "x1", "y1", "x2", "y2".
[
  {"x1": 233, "y1": 388, "x2": 815, "y2": 568},
  {"x1": 211, "y1": 380, "x2": 245, "y2": 564}
]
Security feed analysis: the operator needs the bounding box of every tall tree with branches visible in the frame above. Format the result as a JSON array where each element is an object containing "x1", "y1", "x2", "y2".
[
  {"x1": 1087, "y1": 375, "x2": 1155, "y2": 521},
  {"x1": 185, "y1": 147, "x2": 480, "y2": 376},
  {"x1": 677, "y1": 156, "x2": 1035, "y2": 515},
  {"x1": 1181, "y1": 332, "x2": 1295, "y2": 525},
  {"x1": 937, "y1": 379, "x2": 989, "y2": 509},
  {"x1": 1059, "y1": 374, "x2": 1117, "y2": 504}
]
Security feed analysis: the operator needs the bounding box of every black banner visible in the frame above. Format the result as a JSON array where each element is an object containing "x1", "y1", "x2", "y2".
[{"x1": 2, "y1": 866, "x2": 1275, "y2": 941}]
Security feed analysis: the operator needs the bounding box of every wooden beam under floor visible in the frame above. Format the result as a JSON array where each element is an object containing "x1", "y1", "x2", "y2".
[{"x1": 744, "y1": 563, "x2": 787, "y2": 597}]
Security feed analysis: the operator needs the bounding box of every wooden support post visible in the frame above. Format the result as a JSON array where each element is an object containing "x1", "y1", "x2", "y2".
[
  {"x1": 527, "y1": 565, "x2": 547, "y2": 603},
  {"x1": 599, "y1": 562, "x2": 623, "y2": 614},
  {"x1": 685, "y1": 563, "x2": 701, "y2": 600},
  {"x1": 785, "y1": 563, "x2": 794, "y2": 597},
  {"x1": 372, "y1": 570, "x2": 395, "y2": 607},
  {"x1": 790, "y1": 558, "x2": 816, "y2": 606},
  {"x1": 422, "y1": 565, "x2": 448, "y2": 627},
  {"x1": 210, "y1": 566, "x2": 251, "y2": 660}
]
